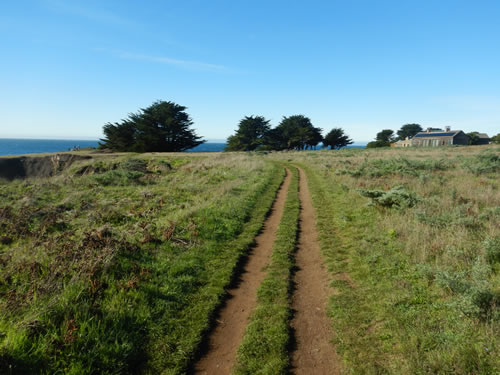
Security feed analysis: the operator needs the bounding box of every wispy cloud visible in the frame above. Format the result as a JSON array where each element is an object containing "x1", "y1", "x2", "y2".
[
  {"x1": 113, "y1": 50, "x2": 228, "y2": 72},
  {"x1": 43, "y1": 0, "x2": 135, "y2": 26}
]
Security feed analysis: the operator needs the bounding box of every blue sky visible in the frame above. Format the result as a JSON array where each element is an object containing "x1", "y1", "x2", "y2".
[{"x1": 1, "y1": 0, "x2": 499, "y2": 142}]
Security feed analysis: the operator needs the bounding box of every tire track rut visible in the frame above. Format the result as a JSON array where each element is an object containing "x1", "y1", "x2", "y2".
[
  {"x1": 290, "y1": 167, "x2": 342, "y2": 375},
  {"x1": 194, "y1": 168, "x2": 292, "y2": 375}
]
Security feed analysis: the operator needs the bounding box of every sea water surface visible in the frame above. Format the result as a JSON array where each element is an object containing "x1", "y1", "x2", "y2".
[
  {"x1": 0, "y1": 138, "x2": 366, "y2": 157},
  {"x1": 0, "y1": 139, "x2": 228, "y2": 156}
]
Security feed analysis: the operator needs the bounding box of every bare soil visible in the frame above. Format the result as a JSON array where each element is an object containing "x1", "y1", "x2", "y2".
[
  {"x1": 193, "y1": 168, "x2": 292, "y2": 375},
  {"x1": 290, "y1": 167, "x2": 342, "y2": 375}
]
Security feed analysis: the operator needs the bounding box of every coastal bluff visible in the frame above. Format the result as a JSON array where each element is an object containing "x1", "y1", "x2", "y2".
[{"x1": 0, "y1": 153, "x2": 91, "y2": 180}]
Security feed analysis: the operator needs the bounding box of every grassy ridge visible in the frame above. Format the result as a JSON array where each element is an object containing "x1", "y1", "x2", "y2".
[
  {"x1": 235, "y1": 165, "x2": 300, "y2": 375},
  {"x1": 293, "y1": 145, "x2": 500, "y2": 374},
  {"x1": 0, "y1": 154, "x2": 284, "y2": 374}
]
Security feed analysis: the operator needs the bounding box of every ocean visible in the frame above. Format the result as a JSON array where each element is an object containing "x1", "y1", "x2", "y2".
[
  {"x1": 0, "y1": 139, "x2": 228, "y2": 156},
  {"x1": 0, "y1": 138, "x2": 366, "y2": 157}
]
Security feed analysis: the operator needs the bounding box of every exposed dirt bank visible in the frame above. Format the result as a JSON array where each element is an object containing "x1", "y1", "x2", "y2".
[
  {"x1": 0, "y1": 154, "x2": 91, "y2": 180},
  {"x1": 290, "y1": 167, "x2": 342, "y2": 374},
  {"x1": 194, "y1": 168, "x2": 292, "y2": 375}
]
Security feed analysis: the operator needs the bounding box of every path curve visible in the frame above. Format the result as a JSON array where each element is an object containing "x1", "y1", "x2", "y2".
[
  {"x1": 194, "y1": 168, "x2": 292, "y2": 375},
  {"x1": 290, "y1": 167, "x2": 342, "y2": 375}
]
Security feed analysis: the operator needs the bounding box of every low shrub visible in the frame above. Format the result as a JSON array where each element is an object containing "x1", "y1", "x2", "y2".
[
  {"x1": 462, "y1": 153, "x2": 500, "y2": 175},
  {"x1": 485, "y1": 236, "x2": 500, "y2": 265},
  {"x1": 415, "y1": 203, "x2": 482, "y2": 229},
  {"x1": 338, "y1": 157, "x2": 452, "y2": 177},
  {"x1": 357, "y1": 185, "x2": 420, "y2": 208},
  {"x1": 436, "y1": 260, "x2": 499, "y2": 320},
  {"x1": 74, "y1": 160, "x2": 118, "y2": 175},
  {"x1": 92, "y1": 170, "x2": 145, "y2": 186},
  {"x1": 120, "y1": 158, "x2": 148, "y2": 173}
]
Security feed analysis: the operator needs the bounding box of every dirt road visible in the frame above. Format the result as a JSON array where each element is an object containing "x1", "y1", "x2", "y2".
[
  {"x1": 194, "y1": 168, "x2": 292, "y2": 375},
  {"x1": 290, "y1": 167, "x2": 342, "y2": 375}
]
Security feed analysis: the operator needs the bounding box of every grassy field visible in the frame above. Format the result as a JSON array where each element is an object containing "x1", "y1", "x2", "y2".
[
  {"x1": 0, "y1": 153, "x2": 283, "y2": 374},
  {"x1": 271, "y1": 144, "x2": 500, "y2": 374},
  {"x1": 1, "y1": 145, "x2": 499, "y2": 374}
]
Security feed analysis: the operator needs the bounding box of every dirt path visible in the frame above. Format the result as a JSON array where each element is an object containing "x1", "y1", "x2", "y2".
[
  {"x1": 290, "y1": 167, "x2": 342, "y2": 375},
  {"x1": 194, "y1": 168, "x2": 292, "y2": 375}
]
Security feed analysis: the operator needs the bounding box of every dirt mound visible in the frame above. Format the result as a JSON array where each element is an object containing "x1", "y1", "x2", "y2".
[{"x1": 0, "y1": 154, "x2": 92, "y2": 180}]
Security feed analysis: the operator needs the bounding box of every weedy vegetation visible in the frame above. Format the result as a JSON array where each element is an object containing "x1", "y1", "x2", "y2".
[
  {"x1": 270, "y1": 144, "x2": 500, "y2": 374},
  {"x1": 0, "y1": 153, "x2": 283, "y2": 374}
]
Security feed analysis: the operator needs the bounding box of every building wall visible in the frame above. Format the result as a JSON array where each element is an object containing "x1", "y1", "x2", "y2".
[
  {"x1": 453, "y1": 132, "x2": 469, "y2": 145},
  {"x1": 412, "y1": 136, "x2": 454, "y2": 147},
  {"x1": 392, "y1": 140, "x2": 411, "y2": 147},
  {"x1": 411, "y1": 131, "x2": 470, "y2": 147}
]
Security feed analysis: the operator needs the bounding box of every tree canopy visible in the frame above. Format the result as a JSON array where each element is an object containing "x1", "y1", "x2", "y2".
[
  {"x1": 466, "y1": 132, "x2": 481, "y2": 145},
  {"x1": 271, "y1": 115, "x2": 323, "y2": 150},
  {"x1": 99, "y1": 101, "x2": 204, "y2": 152},
  {"x1": 491, "y1": 133, "x2": 500, "y2": 144},
  {"x1": 366, "y1": 129, "x2": 395, "y2": 148},
  {"x1": 323, "y1": 128, "x2": 353, "y2": 149},
  {"x1": 376, "y1": 129, "x2": 396, "y2": 143},
  {"x1": 397, "y1": 124, "x2": 422, "y2": 140},
  {"x1": 225, "y1": 116, "x2": 271, "y2": 151},
  {"x1": 223, "y1": 115, "x2": 363, "y2": 151}
]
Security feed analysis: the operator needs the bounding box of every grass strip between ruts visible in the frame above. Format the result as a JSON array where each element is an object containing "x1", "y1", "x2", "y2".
[{"x1": 234, "y1": 165, "x2": 300, "y2": 375}]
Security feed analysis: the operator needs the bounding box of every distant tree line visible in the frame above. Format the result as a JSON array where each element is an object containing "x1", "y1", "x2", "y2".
[
  {"x1": 100, "y1": 101, "x2": 354, "y2": 153},
  {"x1": 225, "y1": 115, "x2": 352, "y2": 151}
]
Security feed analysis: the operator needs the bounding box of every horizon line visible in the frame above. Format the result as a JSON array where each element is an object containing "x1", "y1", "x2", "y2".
[{"x1": 0, "y1": 137, "x2": 370, "y2": 145}]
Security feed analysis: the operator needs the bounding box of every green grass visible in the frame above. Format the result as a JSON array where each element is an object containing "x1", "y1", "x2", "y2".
[
  {"x1": 235, "y1": 165, "x2": 300, "y2": 375},
  {"x1": 2, "y1": 145, "x2": 499, "y2": 374},
  {"x1": 296, "y1": 161, "x2": 498, "y2": 373},
  {"x1": 0, "y1": 154, "x2": 284, "y2": 374},
  {"x1": 277, "y1": 145, "x2": 500, "y2": 374},
  {"x1": 300, "y1": 162, "x2": 415, "y2": 373}
]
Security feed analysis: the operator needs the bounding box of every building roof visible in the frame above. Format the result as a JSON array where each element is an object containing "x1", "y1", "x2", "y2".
[
  {"x1": 477, "y1": 133, "x2": 490, "y2": 139},
  {"x1": 413, "y1": 131, "x2": 461, "y2": 138}
]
